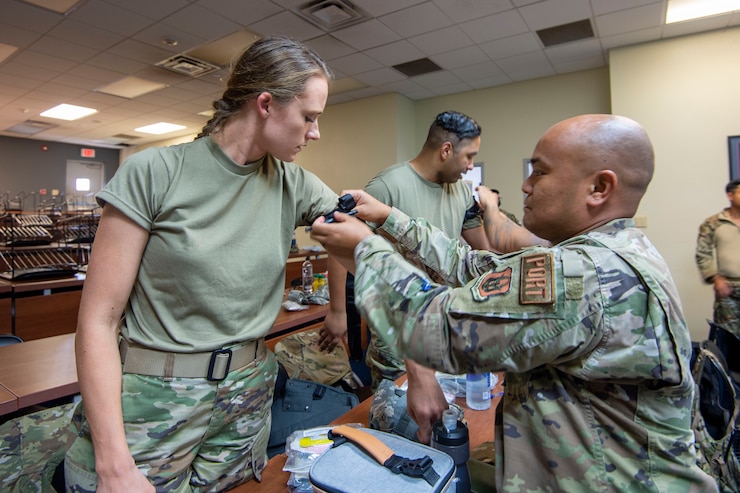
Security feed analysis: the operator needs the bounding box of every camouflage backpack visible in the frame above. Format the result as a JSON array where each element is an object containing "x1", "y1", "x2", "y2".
[{"x1": 691, "y1": 340, "x2": 740, "y2": 492}]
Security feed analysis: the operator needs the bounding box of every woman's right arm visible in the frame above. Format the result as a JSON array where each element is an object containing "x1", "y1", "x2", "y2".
[{"x1": 75, "y1": 204, "x2": 154, "y2": 492}]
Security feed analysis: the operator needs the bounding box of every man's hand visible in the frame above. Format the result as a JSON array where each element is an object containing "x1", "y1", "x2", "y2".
[
  {"x1": 476, "y1": 185, "x2": 500, "y2": 213},
  {"x1": 714, "y1": 275, "x2": 733, "y2": 298},
  {"x1": 97, "y1": 461, "x2": 155, "y2": 493},
  {"x1": 310, "y1": 214, "x2": 373, "y2": 274},
  {"x1": 405, "y1": 360, "x2": 450, "y2": 444},
  {"x1": 340, "y1": 189, "x2": 393, "y2": 225},
  {"x1": 319, "y1": 309, "x2": 347, "y2": 352}
]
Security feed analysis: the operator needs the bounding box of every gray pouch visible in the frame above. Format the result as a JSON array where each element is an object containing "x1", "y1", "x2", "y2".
[{"x1": 309, "y1": 426, "x2": 455, "y2": 493}]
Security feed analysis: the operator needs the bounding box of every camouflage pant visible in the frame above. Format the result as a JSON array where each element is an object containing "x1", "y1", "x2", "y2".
[
  {"x1": 65, "y1": 349, "x2": 278, "y2": 493},
  {"x1": 365, "y1": 333, "x2": 406, "y2": 391},
  {"x1": 714, "y1": 282, "x2": 740, "y2": 336}
]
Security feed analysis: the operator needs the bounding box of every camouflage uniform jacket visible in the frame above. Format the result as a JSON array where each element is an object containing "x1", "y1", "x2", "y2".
[
  {"x1": 354, "y1": 208, "x2": 717, "y2": 492},
  {"x1": 695, "y1": 209, "x2": 740, "y2": 282}
]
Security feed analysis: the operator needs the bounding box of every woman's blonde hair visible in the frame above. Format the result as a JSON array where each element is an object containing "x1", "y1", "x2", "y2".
[{"x1": 197, "y1": 36, "x2": 333, "y2": 138}]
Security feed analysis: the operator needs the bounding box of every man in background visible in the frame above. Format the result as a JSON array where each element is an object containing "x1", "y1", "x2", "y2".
[
  {"x1": 321, "y1": 111, "x2": 543, "y2": 443},
  {"x1": 696, "y1": 178, "x2": 740, "y2": 335}
]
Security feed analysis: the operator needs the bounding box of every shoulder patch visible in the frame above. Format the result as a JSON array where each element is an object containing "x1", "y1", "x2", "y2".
[
  {"x1": 471, "y1": 267, "x2": 512, "y2": 302},
  {"x1": 520, "y1": 253, "x2": 554, "y2": 305}
]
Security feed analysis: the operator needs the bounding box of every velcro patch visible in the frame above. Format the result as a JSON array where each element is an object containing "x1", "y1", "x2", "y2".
[
  {"x1": 472, "y1": 267, "x2": 512, "y2": 302},
  {"x1": 519, "y1": 253, "x2": 554, "y2": 305}
]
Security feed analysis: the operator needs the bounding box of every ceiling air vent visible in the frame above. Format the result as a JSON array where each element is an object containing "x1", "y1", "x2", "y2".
[
  {"x1": 5, "y1": 120, "x2": 57, "y2": 135},
  {"x1": 156, "y1": 54, "x2": 220, "y2": 77},
  {"x1": 295, "y1": 0, "x2": 369, "y2": 31},
  {"x1": 536, "y1": 19, "x2": 594, "y2": 47}
]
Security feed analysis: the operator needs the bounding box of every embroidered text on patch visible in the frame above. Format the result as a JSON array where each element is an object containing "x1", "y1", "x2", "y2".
[
  {"x1": 520, "y1": 253, "x2": 554, "y2": 305},
  {"x1": 472, "y1": 267, "x2": 512, "y2": 301}
]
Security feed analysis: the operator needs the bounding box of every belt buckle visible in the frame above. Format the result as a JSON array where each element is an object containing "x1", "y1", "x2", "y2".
[{"x1": 207, "y1": 348, "x2": 232, "y2": 381}]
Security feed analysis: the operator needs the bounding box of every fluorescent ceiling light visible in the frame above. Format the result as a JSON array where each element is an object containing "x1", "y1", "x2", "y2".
[
  {"x1": 40, "y1": 104, "x2": 98, "y2": 121},
  {"x1": 135, "y1": 122, "x2": 186, "y2": 135},
  {"x1": 96, "y1": 77, "x2": 168, "y2": 99},
  {"x1": 666, "y1": 0, "x2": 740, "y2": 23}
]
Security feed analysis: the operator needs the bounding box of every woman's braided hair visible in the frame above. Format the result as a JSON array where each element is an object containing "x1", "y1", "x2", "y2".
[{"x1": 196, "y1": 36, "x2": 333, "y2": 139}]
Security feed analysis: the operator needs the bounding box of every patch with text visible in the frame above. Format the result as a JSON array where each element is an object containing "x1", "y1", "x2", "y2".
[
  {"x1": 472, "y1": 267, "x2": 512, "y2": 302},
  {"x1": 519, "y1": 253, "x2": 554, "y2": 305}
]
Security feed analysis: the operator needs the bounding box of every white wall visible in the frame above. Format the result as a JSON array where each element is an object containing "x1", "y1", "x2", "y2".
[{"x1": 610, "y1": 26, "x2": 740, "y2": 339}]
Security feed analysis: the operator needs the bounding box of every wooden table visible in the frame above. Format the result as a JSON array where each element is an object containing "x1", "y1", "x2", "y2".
[
  {"x1": 0, "y1": 302, "x2": 330, "y2": 417},
  {"x1": 268, "y1": 303, "x2": 328, "y2": 338},
  {"x1": 0, "y1": 384, "x2": 18, "y2": 415},
  {"x1": 231, "y1": 376, "x2": 500, "y2": 493},
  {"x1": 0, "y1": 332, "x2": 78, "y2": 410}
]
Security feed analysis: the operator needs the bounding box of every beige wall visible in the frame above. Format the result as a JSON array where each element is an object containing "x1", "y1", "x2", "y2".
[
  {"x1": 413, "y1": 68, "x2": 611, "y2": 218},
  {"x1": 610, "y1": 26, "x2": 740, "y2": 339}
]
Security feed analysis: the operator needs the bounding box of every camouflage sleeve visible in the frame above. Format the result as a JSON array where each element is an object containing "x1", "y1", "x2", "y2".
[
  {"x1": 695, "y1": 215, "x2": 719, "y2": 282},
  {"x1": 355, "y1": 210, "x2": 602, "y2": 375},
  {"x1": 377, "y1": 207, "x2": 497, "y2": 286}
]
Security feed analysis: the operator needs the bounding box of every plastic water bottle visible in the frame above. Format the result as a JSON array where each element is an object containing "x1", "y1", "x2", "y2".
[
  {"x1": 431, "y1": 408, "x2": 471, "y2": 493},
  {"x1": 465, "y1": 373, "x2": 491, "y2": 410},
  {"x1": 301, "y1": 257, "x2": 313, "y2": 295}
]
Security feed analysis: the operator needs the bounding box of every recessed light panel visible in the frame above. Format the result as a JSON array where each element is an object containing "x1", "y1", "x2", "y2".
[
  {"x1": 40, "y1": 104, "x2": 98, "y2": 121},
  {"x1": 666, "y1": 0, "x2": 740, "y2": 23},
  {"x1": 135, "y1": 122, "x2": 186, "y2": 135},
  {"x1": 96, "y1": 77, "x2": 168, "y2": 99}
]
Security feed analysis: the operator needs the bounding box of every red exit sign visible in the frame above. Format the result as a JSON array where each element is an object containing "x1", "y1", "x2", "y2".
[{"x1": 81, "y1": 148, "x2": 96, "y2": 158}]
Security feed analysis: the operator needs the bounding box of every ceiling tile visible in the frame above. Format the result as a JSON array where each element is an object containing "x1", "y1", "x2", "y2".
[
  {"x1": 495, "y1": 50, "x2": 555, "y2": 80},
  {"x1": 72, "y1": 0, "x2": 154, "y2": 37},
  {"x1": 479, "y1": 33, "x2": 542, "y2": 60},
  {"x1": 332, "y1": 19, "x2": 402, "y2": 51},
  {"x1": 352, "y1": 0, "x2": 428, "y2": 18},
  {"x1": 103, "y1": 0, "x2": 190, "y2": 21},
  {"x1": 248, "y1": 11, "x2": 324, "y2": 41},
  {"x1": 594, "y1": 3, "x2": 664, "y2": 37},
  {"x1": 409, "y1": 26, "x2": 475, "y2": 56},
  {"x1": 3, "y1": 1, "x2": 66, "y2": 33},
  {"x1": 432, "y1": 0, "x2": 514, "y2": 23},
  {"x1": 461, "y1": 10, "x2": 530, "y2": 44},
  {"x1": 328, "y1": 51, "x2": 384, "y2": 75},
  {"x1": 47, "y1": 19, "x2": 123, "y2": 50},
  {"x1": 431, "y1": 45, "x2": 490, "y2": 70},
  {"x1": 378, "y1": 2, "x2": 452, "y2": 37},
  {"x1": 195, "y1": 0, "x2": 282, "y2": 25},
  {"x1": 364, "y1": 40, "x2": 425, "y2": 66},
  {"x1": 353, "y1": 67, "x2": 406, "y2": 86},
  {"x1": 162, "y1": 4, "x2": 243, "y2": 40},
  {"x1": 305, "y1": 35, "x2": 356, "y2": 61},
  {"x1": 590, "y1": 0, "x2": 664, "y2": 17},
  {"x1": 29, "y1": 36, "x2": 99, "y2": 63},
  {"x1": 518, "y1": 0, "x2": 592, "y2": 31}
]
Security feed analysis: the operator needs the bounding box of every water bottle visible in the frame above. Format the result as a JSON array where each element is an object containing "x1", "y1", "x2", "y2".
[
  {"x1": 290, "y1": 232, "x2": 299, "y2": 253},
  {"x1": 301, "y1": 257, "x2": 313, "y2": 295},
  {"x1": 465, "y1": 373, "x2": 491, "y2": 410},
  {"x1": 431, "y1": 408, "x2": 471, "y2": 493}
]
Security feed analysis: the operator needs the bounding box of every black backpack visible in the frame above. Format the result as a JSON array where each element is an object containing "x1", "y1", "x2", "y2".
[
  {"x1": 691, "y1": 339, "x2": 740, "y2": 492},
  {"x1": 267, "y1": 363, "x2": 359, "y2": 457}
]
